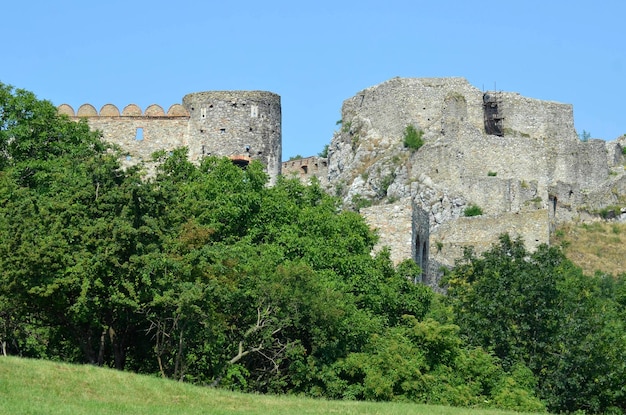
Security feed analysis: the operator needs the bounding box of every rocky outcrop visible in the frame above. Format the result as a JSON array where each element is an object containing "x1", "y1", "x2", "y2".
[{"x1": 324, "y1": 77, "x2": 626, "y2": 286}]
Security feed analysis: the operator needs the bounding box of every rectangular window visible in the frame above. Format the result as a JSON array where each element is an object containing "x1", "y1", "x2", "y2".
[
  {"x1": 251, "y1": 105, "x2": 258, "y2": 118},
  {"x1": 135, "y1": 127, "x2": 144, "y2": 141}
]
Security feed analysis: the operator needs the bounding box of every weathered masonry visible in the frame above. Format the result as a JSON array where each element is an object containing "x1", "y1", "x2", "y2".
[
  {"x1": 58, "y1": 90, "x2": 282, "y2": 183},
  {"x1": 326, "y1": 77, "x2": 626, "y2": 287}
]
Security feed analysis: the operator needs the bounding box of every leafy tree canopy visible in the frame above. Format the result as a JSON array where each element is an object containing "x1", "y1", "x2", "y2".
[{"x1": 445, "y1": 235, "x2": 626, "y2": 413}]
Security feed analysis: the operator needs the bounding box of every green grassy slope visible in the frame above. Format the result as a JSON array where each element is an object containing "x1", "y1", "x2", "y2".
[{"x1": 0, "y1": 356, "x2": 544, "y2": 415}]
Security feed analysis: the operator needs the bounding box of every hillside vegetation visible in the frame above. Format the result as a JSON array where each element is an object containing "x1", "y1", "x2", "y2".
[
  {"x1": 552, "y1": 222, "x2": 626, "y2": 276},
  {"x1": 2, "y1": 82, "x2": 626, "y2": 414},
  {"x1": 0, "y1": 356, "x2": 543, "y2": 415}
]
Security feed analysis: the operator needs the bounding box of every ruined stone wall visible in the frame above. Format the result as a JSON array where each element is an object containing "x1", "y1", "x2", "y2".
[
  {"x1": 360, "y1": 197, "x2": 414, "y2": 266},
  {"x1": 326, "y1": 77, "x2": 623, "y2": 286},
  {"x1": 432, "y1": 210, "x2": 550, "y2": 268},
  {"x1": 338, "y1": 77, "x2": 484, "y2": 142},
  {"x1": 497, "y1": 92, "x2": 577, "y2": 141},
  {"x1": 282, "y1": 156, "x2": 329, "y2": 186}
]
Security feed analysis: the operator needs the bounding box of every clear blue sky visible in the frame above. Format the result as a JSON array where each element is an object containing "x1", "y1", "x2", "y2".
[{"x1": 2, "y1": 0, "x2": 624, "y2": 160}]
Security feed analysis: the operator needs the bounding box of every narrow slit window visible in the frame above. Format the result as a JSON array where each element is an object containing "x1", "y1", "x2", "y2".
[{"x1": 135, "y1": 127, "x2": 144, "y2": 141}]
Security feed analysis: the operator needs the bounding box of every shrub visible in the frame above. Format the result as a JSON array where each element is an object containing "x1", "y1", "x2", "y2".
[
  {"x1": 403, "y1": 125, "x2": 424, "y2": 151},
  {"x1": 598, "y1": 205, "x2": 623, "y2": 219},
  {"x1": 464, "y1": 204, "x2": 483, "y2": 217},
  {"x1": 351, "y1": 194, "x2": 372, "y2": 211},
  {"x1": 377, "y1": 173, "x2": 396, "y2": 198},
  {"x1": 488, "y1": 171, "x2": 497, "y2": 177},
  {"x1": 578, "y1": 130, "x2": 591, "y2": 142}
]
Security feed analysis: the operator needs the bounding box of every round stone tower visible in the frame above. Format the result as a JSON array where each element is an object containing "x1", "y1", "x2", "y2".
[{"x1": 183, "y1": 91, "x2": 282, "y2": 183}]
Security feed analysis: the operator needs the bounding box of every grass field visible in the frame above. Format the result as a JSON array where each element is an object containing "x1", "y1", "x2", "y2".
[
  {"x1": 0, "y1": 356, "x2": 545, "y2": 415},
  {"x1": 552, "y1": 222, "x2": 626, "y2": 276}
]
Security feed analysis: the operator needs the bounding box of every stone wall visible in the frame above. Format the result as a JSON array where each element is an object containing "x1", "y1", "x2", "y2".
[
  {"x1": 58, "y1": 90, "x2": 282, "y2": 183},
  {"x1": 183, "y1": 91, "x2": 282, "y2": 183},
  {"x1": 281, "y1": 156, "x2": 329, "y2": 186},
  {"x1": 432, "y1": 209, "x2": 550, "y2": 267},
  {"x1": 360, "y1": 197, "x2": 414, "y2": 266},
  {"x1": 325, "y1": 77, "x2": 626, "y2": 286}
]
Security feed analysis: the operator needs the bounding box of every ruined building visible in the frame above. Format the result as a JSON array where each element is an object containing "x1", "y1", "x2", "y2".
[{"x1": 326, "y1": 77, "x2": 626, "y2": 286}]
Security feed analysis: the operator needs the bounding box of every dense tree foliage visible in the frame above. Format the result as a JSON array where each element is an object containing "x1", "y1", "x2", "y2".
[
  {"x1": 445, "y1": 235, "x2": 626, "y2": 414},
  {"x1": 4, "y1": 82, "x2": 626, "y2": 413}
]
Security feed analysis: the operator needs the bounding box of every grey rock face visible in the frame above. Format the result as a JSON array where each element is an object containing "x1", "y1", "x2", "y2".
[{"x1": 325, "y1": 77, "x2": 626, "y2": 285}]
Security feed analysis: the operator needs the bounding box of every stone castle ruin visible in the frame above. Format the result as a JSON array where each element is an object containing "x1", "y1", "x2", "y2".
[
  {"x1": 326, "y1": 77, "x2": 626, "y2": 286},
  {"x1": 59, "y1": 78, "x2": 626, "y2": 288},
  {"x1": 59, "y1": 90, "x2": 282, "y2": 183}
]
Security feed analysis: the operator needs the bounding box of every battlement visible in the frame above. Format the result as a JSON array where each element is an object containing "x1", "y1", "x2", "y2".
[
  {"x1": 58, "y1": 103, "x2": 190, "y2": 118},
  {"x1": 57, "y1": 90, "x2": 282, "y2": 183}
]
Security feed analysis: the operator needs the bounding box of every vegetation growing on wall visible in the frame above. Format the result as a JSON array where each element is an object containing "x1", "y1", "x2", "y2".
[
  {"x1": 463, "y1": 204, "x2": 483, "y2": 217},
  {"x1": 403, "y1": 125, "x2": 424, "y2": 151}
]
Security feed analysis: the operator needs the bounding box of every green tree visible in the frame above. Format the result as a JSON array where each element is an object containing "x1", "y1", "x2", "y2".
[
  {"x1": 445, "y1": 235, "x2": 626, "y2": 413},
  {"x1": 0, "y1": 83, "x2": 465, "y2": 408},
  {"x1": 0, "y1": 82, "x2": 158, "y2": 368}
]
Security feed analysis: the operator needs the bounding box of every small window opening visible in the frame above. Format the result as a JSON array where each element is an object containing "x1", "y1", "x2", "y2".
[
  {"x1": 201, "y1": 108, "x2": 207, "y2": 119},
  {"x1": 220, "y1": 128, "x2": 226, "y2": 134},
  {"x1": 301, "y1": 165, "x2": 308, "y2": 174},
  {"x1": 125, "y1": 155, "x2": 131, "y2": 161},
  {"x1": 135, "y1": 127, "x2": 144, "y2": 141}
]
